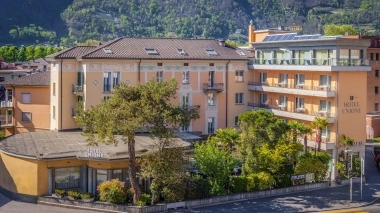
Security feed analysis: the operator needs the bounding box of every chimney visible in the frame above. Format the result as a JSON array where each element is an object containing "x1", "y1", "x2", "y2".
[
  {"x1": 248, "y1": 20, "x2": 256, "y2": 47},
  {"x1": 218, "y1": 39, "x2": 225, "y2": 47}
]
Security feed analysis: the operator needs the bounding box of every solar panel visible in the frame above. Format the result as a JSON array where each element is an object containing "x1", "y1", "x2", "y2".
[
  {"x1": 267, "y1": 35, "x2": 277, "y2": 41},
  {"x1": 273, "y1": 35, "x2": 283, "y2": 41},
  {"x1": 282, "y1": 34, "x2": 291, "y2": 40},
  {"x1": 293, "y1": 36, "x2": 300, "y2": 40},
  {"x1": 287, "y1": 33, "x2": 296, "y2": 40},
  {"x1": 262, "y1": 36, "x2": 271, "y2": 42},
  {"x1": 305, "y1": 36, "x2": 314, "y2": 40},
  {"x1": 311, "y1": 35, "x2": 320, "y2": 39}
]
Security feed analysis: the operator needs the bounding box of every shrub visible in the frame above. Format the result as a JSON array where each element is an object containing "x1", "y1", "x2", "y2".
[
  {"x1": 54, "y1": 189, "x2": 65, "y2": 196},
  {"x1": 161, "y1": 178, "x2": 186, "y2": 203},
  {"x1": 247, "y1": 174, "x2": 259, "y2": 191},
  {"x1": 97, "y1": 179, "x2": 127, "y2": 204},
  {"x1": 67, "y1": 190, "x2": 81, "y2": 199},
  {"x1": 126, "y1": 188, "x2": 134, "y2": 202},
  {"x1": 256, "y1": 172, "x2": 275, "y2": 190},
  {"x1": 230, "y1": 176, "x2": 248, "y2": 193},
  {"x1": 187, "y1": 175, "x2": 211, "y2": 199},
  {"x1": 81, "y1": 193, "x2": 93, "y2": 199},
  {"x1": 295, "y1": 155, "x2": 328, "y2": 181},
  {"x1": 136, "y1": 193, "x2": 151, "y2": 206}
]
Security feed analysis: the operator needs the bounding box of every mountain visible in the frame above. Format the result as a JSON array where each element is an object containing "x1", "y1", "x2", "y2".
[{"x1": 1, "y1": 0, "x2": 380, "y2": 46}]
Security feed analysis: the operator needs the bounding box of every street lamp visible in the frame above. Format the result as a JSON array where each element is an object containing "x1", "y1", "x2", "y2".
[{"x1": 345, "y1": 149, "x2": 353, "y2": 202}]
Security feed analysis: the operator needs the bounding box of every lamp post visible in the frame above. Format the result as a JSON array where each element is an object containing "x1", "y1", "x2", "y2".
[{"x1": 345, "y1": 149, "x2": 353, "y2": 202}]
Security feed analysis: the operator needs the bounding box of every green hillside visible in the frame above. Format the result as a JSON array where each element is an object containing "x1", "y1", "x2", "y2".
[{"x1": 1, "y1": 0, "x2": 380, "y2": 46}]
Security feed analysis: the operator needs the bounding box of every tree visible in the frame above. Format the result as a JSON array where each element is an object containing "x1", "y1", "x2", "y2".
[
  {"x1": 76, "y1": 79, "x2": 199, "y2": 203},
  {"x1": 45, "y1": 47, "x2": 54, "y2": 56},
  {"x1": 193, "y1": 139, "x2": 237, "y2": 196},
  {"x1": 225, "y1": 40, "x2": 239, "y2": 48},
  {"x1": 338, "y1": 134, "x2": 354, "y2": 150},
  {"x1": 26, "y1": 46, "x2": 35, "y2": 60},
  {"x1": 311, "y1": 117, "x2": 329, "y2": 153},
  {"x1": 288, "y1": 120, "x2": 313, "y2": 153},
  {"x1": 324, "y1": 24, "x2": 358, "y2": 36},
  {"x1": 213, "y1": 127, "x2": 240, "y2": 153},
  {"x1": 0, "y1": 46, "x2": 10, "y2": 62},
  {"x1": 17, "y1": 46, "x2": 26, "y2": 61},
  {"x1": 34, "y1": 46, "x2": 46, "y2": 59},
  {"x1": 7, "y1": 46, "x2": 18, "y2": 62}
]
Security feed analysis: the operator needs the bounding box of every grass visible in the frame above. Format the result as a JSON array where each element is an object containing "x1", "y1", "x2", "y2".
[{"x1": 373, "y1": 137, "x2": 380, "y2": 142}]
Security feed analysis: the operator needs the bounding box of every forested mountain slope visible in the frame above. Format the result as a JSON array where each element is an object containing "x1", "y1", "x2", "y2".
[{"x1": 1, "y1": 0, "x2": 380, "y2": 46}]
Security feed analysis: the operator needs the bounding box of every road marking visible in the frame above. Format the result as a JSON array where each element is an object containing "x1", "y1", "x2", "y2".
[{"x1": 322, "y1": 208, "x2": 368, "y2": 213}]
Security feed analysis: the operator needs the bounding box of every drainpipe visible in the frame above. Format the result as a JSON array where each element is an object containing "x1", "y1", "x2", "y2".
[
  {"x1": 60, "y1": 59, "x2": 63, "y2": 131},
  {"x1": 225, "y1": 60, "x2": 230, "y2": 128},
  {"x1": 11, "y1": 86, "x2": 15, "y2": 135},
  {"x1": 138, "y1": 59, "x2": 142, "y2": 83}
]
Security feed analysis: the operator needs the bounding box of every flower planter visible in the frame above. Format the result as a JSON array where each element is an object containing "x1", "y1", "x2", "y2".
[
  {"x1": 52, "y1": 193, "x2": 64, "y2": 199},
  {"x1": 82, "y1": 198, "x2": 94, "y2": 203},
  {"x1": 67, "y1": 196, "x2": 77, "y2": 201}
]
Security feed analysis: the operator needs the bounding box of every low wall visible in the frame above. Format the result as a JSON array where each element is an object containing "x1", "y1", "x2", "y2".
[
  {"x1": 340, "y1": 177, "x2": 366, "y2": 186},
  {"x1": 38, "y1": 182, "x2": 329, "y2": 212},
  {"x1": 0, "y1": 185, "x2": 37, "y2": 203}
]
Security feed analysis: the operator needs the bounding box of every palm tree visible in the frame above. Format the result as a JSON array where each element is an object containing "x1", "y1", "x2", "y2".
[
  {"x1": 213, "y1": 127, "x2": 240, "y2": 153},
  {"x1": 311, "y1": 117, "x2": 329, "y2": 153},
  {"x1": 338, "y1": 134, "x2": 354, "y2": 150},
  {"x1": 288, "y1": 120, "x2": 313, "y2": 153}
]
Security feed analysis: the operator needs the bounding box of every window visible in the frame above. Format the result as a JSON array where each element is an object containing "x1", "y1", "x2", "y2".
[
  {"x1": 376, "y1": 70, "x2": 379, "y2": 78},
  {"x1": 260, "y1": 72, "x2": 267, "y2": 83},
  {"x1": 182, "y1": 93, "x2": 189, "y2": 107},
  {"x1": 112, "y1": 169, "x2": 123, "y2": 180},
  {"x1": 377, "y1": 53, "x2": 379, "y2": 61},
  {"x1": 259, "y1": 93, "x2": 267, "y2": 104},
  {"x1": 321, "y1": 126, "x2": 329, "y2": 138},
  {"x1": 177, "y1": 49, "x2": 187, "y2": 56},
  {"x1": 279, "y1": 96, "x2": 287, "y2": 106},
  {"x1": 181, "y1": 123, "x2": 189, "y2": 132},
  {"x1": 0, "y1": 77, "x2": 4, "y2": 82},
  {"x1": 113, "y1": 72, "x2": 120, "y2": 87},
  {"x1": 22, "y1": 112, "x2": 31, "y2": 122},
  {"x1": 157, "y1": 63, "x2": 163, "y2": 66},
  {"x1": 295, "y1": 74, "x2": 305, "y2": 85},
  {"x1": 235, "y1": 93, "x2": 244, "y2": 104},
  {"x1": 320, "y1": 100, "x2": 331, "y2": 112},
  {"x1": 156, "y1": 71, "x2": 163, "y2": 82},
  {"x1": 103, "y1": 72, "x2": 111, "y2": 92},
  {"x1": 279, "y1": 73, "x2": 288, "y2": 84},
  {"x1": 184, "y1": 63, "x2": 189, "y2": 66},
  {"x1": 104, "y1": 96, "x2": 111, "y2": 101},
  {"x1": 375, "y1": 103, "x2": 379, "y2": 111},
  {"x1": 145, "y1": 48, "x2": 159, "y2": 55},
  {"x1": 376, "y1": 87, "x2": 379, "y2": 94},
  {"x1": 320, "y1": 75, "x2": 331, "y2": 86},
  {"x1": 96, "y1": 169, "x2": 108, "y2": 186},
  {"x1": 370, "y1": 53, "x2": 374, "y2": 61},
  {"x1": 208, "y1": 93, "x2": 215, "y2": 105},
  {"x1": 295, "y1": 97, "x2": 305, "y2": 109},
  {"x1": 103, "y1": 48, "x2": 113, "y2": 54},
  {"x1": 208, "y1": 117, "x2": 215, "y2": 134},
  {"x1": 53, "y1": 106, "x2": 56, "y2": 119},
  {"x1": 205, "y1": 49, "x2": 218, "y2": 56},
  {"x1": 22, "y1": 93, "x2": 31, "y2": 103},
  {"x1": 53, "y1": 83, "x2": 56, "y2": 96},
  {"x1": 234, "y1": 116, "x2": 239, "y2": 126},
  {"x1": 208, "y1": 71, "x2": 215, "y2": 86},
  {"x1": 77, "y1": 72, "x2": 84, "y2": 86},
  {"x1": 54, "y1": 167, "x2": 81, "y2": 189},
  {"x1": 209, "y1": 63, "x2": 214, "y2": 66},
  {"x1": 182, "y1": 71, "x2": 190, "y2": 84},
  {"x1": 235, "y1": 71, "x2": 244, "y2": 82}
]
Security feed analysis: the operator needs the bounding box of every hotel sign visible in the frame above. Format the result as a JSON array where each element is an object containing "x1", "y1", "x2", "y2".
[
  {"x1": 342, "y1": 96, "x2": 361, "y2": 114},
  {"x1": 84, "y1": 148, "x2": 104, "y2": 158}
]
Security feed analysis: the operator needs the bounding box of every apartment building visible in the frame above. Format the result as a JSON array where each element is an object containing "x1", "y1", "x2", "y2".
[
  {"x1": 247, "y1": 22, "x2": 371, "y2": 177},
  {"x1": 46, "y1": 38, "x2": 250, "y2": 135},
  {"x1": 0, "y1": 71, "x2": 50, "y2": 135}
]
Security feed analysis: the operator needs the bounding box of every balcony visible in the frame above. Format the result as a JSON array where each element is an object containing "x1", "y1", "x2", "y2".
[
  {"x1": 247, "y1": 82, "x2": 336, "y2": 97},
  {"x1": 297, "y1": 136, "x2": 336, "y2": 150},
  {"x1": 202, "y1": 83, "x2": 224, "y2": 93},
  {"x1": 247, "y1": 102, "x2": 335, "y2": 123},
  {"x1": 0, "y1": 115, "x2": 13, "y2": 127},
  {"x1": 0, "y1": 101, "x2": 13, "y2": 108},
  {"x1": 72, "y1": 85, "x2": 83, "y2": 95},
  {"x1": 248, "y1": 58, "x2": 371, "y2": 72}
]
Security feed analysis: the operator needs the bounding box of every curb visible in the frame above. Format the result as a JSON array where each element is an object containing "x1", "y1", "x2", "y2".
[{"x1": 37, "y1": 200, "x2": 123, "y2": 213}]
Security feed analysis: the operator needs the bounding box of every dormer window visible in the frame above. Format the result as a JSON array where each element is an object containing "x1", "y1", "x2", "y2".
[
  {"x1": 205, "y1": 49, "x2": 218, "y2": 56},
  {"x1": 145, "y1": 48, "x2": 159, "y2": 55},
  {"x1": 103, "y1": 48, "x2": 113, "y2": 54},
  {"x1": 236, "y1": 50, "x2": 246, "y2": 56},
  {"x1": 177, "y1": 48, "x2": 187, "y2": 56}
]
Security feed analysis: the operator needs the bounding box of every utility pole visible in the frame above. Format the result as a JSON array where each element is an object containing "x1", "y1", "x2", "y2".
[
  {"x1": 345, "y1": 150, "x2": 353, "y2": 202},
  {"x1": 361, "y1": 157, "x2": 364, "y2": 200}
]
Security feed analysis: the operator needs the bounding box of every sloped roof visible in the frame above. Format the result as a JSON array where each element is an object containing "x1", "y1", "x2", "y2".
[
  {"x1": 1, "y1": 71, "x2": 50, "y2": 86},
  {"x1": 28, "y1": 58, "x2": 48, "y2": 66},
  {"x1": 47, "y1": 46, "x2": 97, "y2": 59}
]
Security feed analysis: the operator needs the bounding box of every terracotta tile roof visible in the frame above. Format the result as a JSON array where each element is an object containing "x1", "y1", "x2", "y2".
[
  {"x1": 81, "y1": 37, "x2": 249, "y2": 60},
  {"x1": 28, "y1": 58, "x2": 48, "y2": 66},
  {"x1": 47, "y1": 46, "x2": 97, "y2": 59},
  {"x1": 1, "y1": 71, "x2": 50, "y2": 86}
]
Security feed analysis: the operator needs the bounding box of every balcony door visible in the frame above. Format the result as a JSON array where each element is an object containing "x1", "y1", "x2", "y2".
[
  {"x1": 77, "y1": 72, "x2": 84, "y2": 86},
  {"x1": 295, "y1": 74, "x2": 305, "y2": 86},
  {"x1": 320, "y1": 75, "x2": 331, "y2": 87},
  {"x1": 208, "y1": 71, "x2": 215, "y2": 87},
  {"x1": 279, "y1": 73, "x2": 288, "y2": 85},
  {"x1": 207, "y1": 117, "x2": 215, "y2": 134},
  {"x1": 320, "y1": 100, "x2": 331, "y2": 112},
  {"x1": 295, "y1": 97, "x2": 305, "y2": 109},
  {"x1": 259, "y1": 94, "x2": 267, "y2": 105}
]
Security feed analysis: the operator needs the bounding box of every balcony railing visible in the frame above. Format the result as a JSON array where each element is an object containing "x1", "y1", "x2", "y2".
[
  {"x1": 0, "y1": 115, "x2": 13, "y2": 126},
  {"x1": 247, "y1": 81, "x2": 336, "y2": 92},
  {"x1": 0, "y1": 101, "x2": 13, "y2": 108},
  {"x1": 249, "y1": 58, "x2": 369, "y2": 66},
  {"x1": 202, "y1": 83, "x2": 224, "y2": 92},
  {"x1": 247, "y1": 102, "x2": 335, "y2": 118},
  {"x1": 181, "y1": 105, "x2": 201, "y2": 111},
  {"x1": 298, "y1": 136, "x2": 336, "y2": 144},
  {"x1": 72, "y1": 85, "x2": 83, "y2": 94}
]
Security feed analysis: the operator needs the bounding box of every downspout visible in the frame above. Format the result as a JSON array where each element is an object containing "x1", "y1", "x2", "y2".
[
  {"x1": 138, "y1": 59, "x2": 142, "y2": 83},
  {"x1": 225, "y1": 60, "x2": 230, "y2": 128},
  {"x1": 11, "y1": 86, "x2": 15, "y2": 135},
  {"x1": 60, "y1": 59, "x2": 63, "y2": 131}
]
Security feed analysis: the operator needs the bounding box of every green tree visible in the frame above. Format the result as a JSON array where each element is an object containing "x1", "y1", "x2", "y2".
[
  {"x1": 311, "y1": 117, "x2": 329, "y2": 153},
  {"x1": 45, "y1": 47, "x2": 54, "y2": 56},
  {"x1": 53, "y1": 47, "x2": 60, "y2": 53},
  {"x1": 324, "y1": 24, "x2": 358, "y2": 36},
  {"x1": 213, "y1": 127, "x2": 240, "y2": 153},
  {"x1": 288, "y1": 120, "x2": 313, "y2": 153},
  {"x1": 225, "y1": 40, "x2": 239, "y2": 48},
  {"x1": 194, "y1": 139, "x2": 237, "y2": 196},
  {"x1": 26, "y1": 46, "x2": 35, "y2": 60},
  {"x1": 7, "y1": 46, "x2": 18, "y2": 62},
  {"x1": 0, "y1": 46, "x2": 10, "y2": 61},
  {"x1": 338, "y1": 134, "x2": 354, "y2": 150},
  {"x1": 34, "y1": 46, "x2": 46, "y2": 59},
  {"x1": 76, "y1": 79, "x2": 199, "y2": 203},
  {"x1": 17, "y1": 46, "x2": 26, "y2": 61}
]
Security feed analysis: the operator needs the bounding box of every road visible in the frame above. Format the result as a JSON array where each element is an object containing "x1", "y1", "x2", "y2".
[{"x1": 0, "y1": 144, "x2": 380, "y2": 213}]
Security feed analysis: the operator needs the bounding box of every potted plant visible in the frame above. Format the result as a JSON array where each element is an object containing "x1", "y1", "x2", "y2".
[
  {"x1": 67, "y1": 190, "x2": 81, "y2": 200},
  {"x1": 52, "y1": 189, "x2": 65, "y2": 199},
  {"x1": 81, "y1": 193, "x2": 94, "y2": 202}
]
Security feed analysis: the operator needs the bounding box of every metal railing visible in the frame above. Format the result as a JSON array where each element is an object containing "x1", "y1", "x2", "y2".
[
  {"x1": 0, "y1": 115, "x2": 13, "y2": 126},
  {"x1": 247, "y1": 102, "x2": 335, "y2": 118},
  {"x1": 249, "y1": 58, "x2": 369, "y2": 66},
  {"x1": 72, "y1": 85, "x2": 83, "y2": 93},
  {"x1": 247, "y1": 81, "x2": 336, "y2": 92},
  {"x1": 202, "y1": 83, "x2": 224, "y2": 92},
  {"x1": 0, "y1": 101, "x2": 13, "y2": 108}
]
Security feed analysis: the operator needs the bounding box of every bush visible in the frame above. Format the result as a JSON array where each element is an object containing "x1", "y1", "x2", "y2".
[
  {"x1": 54, "y1": 189, "x2": 65, "y2": 196},
  {"x1": 230, "y1": 176, "x2": 248, "y2": 193},
  {"x1": 247, "y1": 172, "x2": 275, "y2": 191},
  {"x1": 81, "y1": 193, "x2": 93, "y2": 199},
  {"x1": 295, "y1": 155, "x2": 329, "y2": 181},
  {"x1": 187, "y1": 175, "x2": 211, "y2": 199},
  {"x1": 67, "y1": 190, "x2": 81, "y2": 199},
  {"x1": 161, "y1": 178, "x2": 186, "y2": 203},
  {"x1": 97, "y1": 179, "x2": 127, "y2": 204},
  {"x1": 247, "y1": 174, "x2": 259, "y2": 191},
  {"x1": 126, "y1": 188, "x2": 134, "y2": 202},
  {"x1": 136, "y1": 193, "x2": 151, "y2": 206}
]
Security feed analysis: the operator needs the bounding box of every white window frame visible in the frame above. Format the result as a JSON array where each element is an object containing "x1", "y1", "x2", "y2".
[
  {"x1": 21, "y1": 112, "x2": 31, "y2": 122},
  {"x1": 182, "y1": 93, "x2": 189, "y2": 107},
  {"x1": 156, "y1": 71, "x2": 163, "y2": 82},
  {"x1": 113, "y1": 72, "x2": 120, "y2": 88},
  {"x1": 320, "y1": 75, "x2": 331, "y2": 87},
  {"x1": 319, "y1": 100, "x2": 331, "y2": 112},
  {"x1": 208, "y1": 93, "x2": 215, "y2": 106},
  {"x1": 103, "y1": 72, "x2": 112, "y2": 92},
  {"x1": 235, "y1": 71, "x2": 244, "y2": 82},
  {"x1": 207, "y1": 117, "x2": 215, "y2": 134},
  {"x1": 321, "y1": 126, "x2": 329, "y2": 138},
  {"x1": 234, "y1": 116, "x2": 239, "y2": 127},
  {"x1": 22, "y1": 93, "x2": 31, "y2": 104},
  {"x1": 182, "y1": 71, "x2": 190, "y2": 84},
  {"x1": 235, "y1": 93, "x2": 244, "y2": 104},
  {"x1": 260, "y1": 72, "x2": 267, "y2": 83},
  {"x1": 279, "y1": 95, "x2": 287, "y2": 106},
  {"x1": 295, "y1": 97, "x2": 305, "y2": 109},
  {"x1": 103, "y1": 96, "x2": 111, "y2": 101},
  {"x1": 279, "y1": 73, "x2": 288, "y2": 84}
]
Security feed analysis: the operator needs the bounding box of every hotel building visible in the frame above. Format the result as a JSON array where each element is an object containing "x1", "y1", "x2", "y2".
[{"x1": 247, "y1": 23, "x2": 370, "y2": 177}]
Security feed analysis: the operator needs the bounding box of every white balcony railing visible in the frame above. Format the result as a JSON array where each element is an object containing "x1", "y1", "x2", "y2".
[{"x1": 0, "y1": 101, "x2": 13, "y2": 108}]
